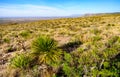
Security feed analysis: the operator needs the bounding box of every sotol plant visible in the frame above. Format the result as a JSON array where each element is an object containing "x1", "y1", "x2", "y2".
[{"x1": 31, "y1": 35, "x2": 62, "y2": 64}]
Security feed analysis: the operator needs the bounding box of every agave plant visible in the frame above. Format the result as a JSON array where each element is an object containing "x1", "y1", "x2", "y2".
[{"x1": 31, "y1": 35, "x2": 62, "y2": 64}]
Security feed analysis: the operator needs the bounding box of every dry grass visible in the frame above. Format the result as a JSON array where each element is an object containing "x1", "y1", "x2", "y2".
[{"x1": 0, "y1": 14, "x2": 120, "y2": 77}]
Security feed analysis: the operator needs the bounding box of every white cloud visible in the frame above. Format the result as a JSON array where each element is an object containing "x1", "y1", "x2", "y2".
[
  {"x1": 0, "y1": 2, "x2": 119, "y2": 17},
  {"x1": 0, "y1": 4, "x2": 72, "y2": 17}
]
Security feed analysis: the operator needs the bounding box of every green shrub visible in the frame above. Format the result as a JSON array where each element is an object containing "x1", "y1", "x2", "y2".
[
  {"x1": 10, "y1": 54, "x2": 31, "y2": 69},
  {"x1": 107, "y1": 36, "x2": 119, "y2": 47},
  {"x1": 98, "y1": 69, "x2": 118, "y2": 77},
  {"x1": 63, "y1": 63, "x2": 73, "y2": 77},
  {"x1": 31, "y1": 35, "x2": 62, "y2": 64},
  {"x1": 62, "y1": 62, "x2": 81, "y2": 77},
  {"x1": 32, "y1": 36, "x2": 57, "y2": 53},
  {"x1": 64, "y1": 52, "x2": 73, "y2": 63},
  {"x1": 19, "y1": 30, "x2": 31, "y2": 38},
  {"x1": 3, "y1": 38, "x2": 10, "y2": 43},
  {"x1": 103, "y1": 48, "x2": 117, "y2": 59},
  {"x1": 91, "y1": 29, "x2": 101, "y2": 35},
  {"x1": 0, "y1": 33, "x2": 2, "y2": 39},
  {"x1": 103, "y1": 36, "x2": 120, "y2": 59},
  {"x1": 92, "y1": 35, "x2": 102, "y2": 42},
  {"x1": 0, "y1": 33, "x2": 3, "y2": 44},
  {"x1": 103, "y1": 62, "x2": 110, "y2": 68}
]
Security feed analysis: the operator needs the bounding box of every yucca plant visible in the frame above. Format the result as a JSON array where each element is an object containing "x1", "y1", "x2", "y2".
[
  {"x1": 32, "y1": 36, "x2": 57, "y2": 53},
  {"x1": 31, "y1": 35, "x2": 62, "y2": 64},
  {"x1": 10, "y1": 54, "x2": 32, "y2": 69}
]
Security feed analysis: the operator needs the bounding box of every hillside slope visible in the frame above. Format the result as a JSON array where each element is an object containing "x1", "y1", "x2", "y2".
[{"x1": 0, "y1": 14, "x2": 120, "y2": 77}]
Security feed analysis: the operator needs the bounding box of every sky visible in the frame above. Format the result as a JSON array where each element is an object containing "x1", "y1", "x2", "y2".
[{"x1": 0, "y1": 0, "x2": 120, "y2": 17}]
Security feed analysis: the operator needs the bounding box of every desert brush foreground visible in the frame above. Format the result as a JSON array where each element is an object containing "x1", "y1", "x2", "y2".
[{"x1": 0, "y1": 14, "x2": 120, "y2": 77}]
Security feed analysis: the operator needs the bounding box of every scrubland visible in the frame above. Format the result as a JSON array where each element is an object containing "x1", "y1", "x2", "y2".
[{"x1": 0, "y1": 14, "x2": 120, "y2": 77}]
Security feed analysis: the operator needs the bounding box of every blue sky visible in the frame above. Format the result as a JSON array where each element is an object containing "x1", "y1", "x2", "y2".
[{"x1": 0, "y1": 0, "x2": 120, "y2": 17}]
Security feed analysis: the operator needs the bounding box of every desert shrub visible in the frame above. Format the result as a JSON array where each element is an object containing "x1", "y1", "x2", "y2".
[
  {"x1": 103, "y1": 48, "x2": 118, "y2": 59},
  {"x1": 55, "y1": 52, "x2": 83, "y2": 77},
  {"x1": 10, "y1": 54, "x2": 32, "y2": 69},
  {"x1": 76, "y1": 47, "x2": 85, "y2": 53},
  {"x1": 3, "y1": 38, "x2": 10, "y2": 43},
  {"x1": 106, "y1": 56, "x2": 120, "y2": 76},
  {"x1": 0, "y1": 33, "x2": 3, "y2": 44},
  {"x1": 91, "y1": 28, "x2": 101, "y2": 35},
  {"x1": 107, "y1": 24, "x2": 115, "y2": 26},
  {"x1": 91, "y1": 35, "x2": 102, "y2": 46},
  {"x1": 98, "y1": 69, "x2": 118, "y2": 77},
  {"x1": 64, "y1": 52, "x2": 73, "y2": 63},
  {"x1": 62, "y1": 63, "x2": 73, "y2": 77},
  {"x1": 92, "y1": 35, "x2": 102, "y2": 42},
  {"x1": 57, "y1": 63, "x2": 82, "y2": 77},
  {"x1": 103, "y1": 62, "x2": 110, "y2": 68},
  {"x1": 106, "y1": 36, "x2": 119, "y2": 48},
  {"x1": 97, "y1": 60, "x2": 119, "y2": 77},
  {"x1": 103, "y1": 36, "x2": 120, "y2": 59},
  {"x1": 31, "y1": 35, "x2": 62, "y2": 64},
  {"x1": 0, "y1": 33, "x2": 2, "y2": 39},
  {"x1": 19, "y1": 30, "x2": 31, "y2": 38},
  {"x1": 101, "y1": 21, "x2": 106, "y2": 24}
]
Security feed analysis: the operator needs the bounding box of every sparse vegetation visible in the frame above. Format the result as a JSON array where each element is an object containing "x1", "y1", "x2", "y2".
[
  {"x1": 10, "y1": 54, "x2": 32, "y2": 69},
  {"x1": 0, "y1": 14, "x2": 120, "y2": 77},
  {"x1": 3, "y1": 38, "x2": 10, "y2": 43},
  {"x1": 19, "y1": 30, "x2": 31, "y2": 38}
]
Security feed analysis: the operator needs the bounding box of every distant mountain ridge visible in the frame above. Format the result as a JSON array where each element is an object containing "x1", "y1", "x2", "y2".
[
  {"x1": 83, "y1": 12, "x2": 120, "y2": 17},
  {"x1": 0, "y1": 12, "x2": 120, "y2": 24}
]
